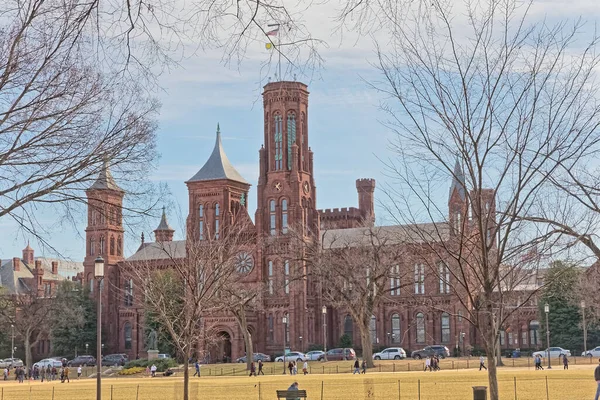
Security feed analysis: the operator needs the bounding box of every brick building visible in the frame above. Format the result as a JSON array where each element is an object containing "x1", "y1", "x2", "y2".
[{"x1": 85, "y1": 80, "x2": 544, "y2": 361}]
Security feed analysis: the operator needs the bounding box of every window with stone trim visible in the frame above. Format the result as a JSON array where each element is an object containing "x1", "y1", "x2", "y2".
[
  {"x1": 199, "y1": 204, "x2": 205, "y2": 240},
  {"x1": 439, "y1": 263, "x2": 450, "y2": 294},
  {"x1": 274, "y1": 114, "x2": 283, "y2": 170},
  {"x1": 284, "y1": 312, "x2": 290, "y2": 343},
  {"x1": 89, "y1": 238, "x2": 95, "y2": 256},
  {"x1": 214, "y1": 203, "x2": 220, "y2": 239},
  {"x1": 270, "y1": 200, "x2": 276, "y2": 236},
  {"x1": 124, "y1": 322, "x2": 132, "y2": 350},
  {"x1": 499, "y1": 330, "x2": 506, "y2": 346},
  {"x1": 414, "y1": 264, "x2": 425, "y2": 294},
  {"x1": 281, "y1": 199, "x2": 288, "y2": 234},
  {"x1": 268, "y1": 314, "x2": 274, "y2": 342},
  {"x1": 391, "y1": 313, "x2": 401, "y2": 343},
  {"x1": 529, "y1": 320, "x2": 540, "y2": 346},
  {"x1": 99, "y1": 236, "x2": 105, "y2": 254},
  {"x1": 416, "y1": 313, "x2": 426, "y2": 343},
  {"x1": 117, "y1": 237, "x2": 122, "y2": 256},
  {"x1": 390, "y1": 265, "x2": 401, "y2": 296},
  {"x1": 268, "y1": 260, "x2": 274, "y2": 295},
  {"x1": 124, "y1": 279, "x2": 133, "y2": 306},
  {"x1": 370, "y1": 315, "x2": 377, "y2": 344},
  {"x1": 284, "y1": 260, "x2": 290, "y2": 295},
  {"x1": 110, "y1": 236, "x2": 115, "y2": 256},
  {"x1": 287, "y1": 112, "x2": 296, "y2": 170},
  {"x1": 521, "y1": 330, "x2": 528, "y2": 346},
  {"x1": 441, "y1": 313, "x2": 450, "y2": 343}
]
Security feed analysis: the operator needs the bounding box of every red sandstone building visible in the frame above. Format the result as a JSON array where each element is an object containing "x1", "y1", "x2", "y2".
[{"x1": 81, "y1": 81, "x2": 544, "y2": 361}]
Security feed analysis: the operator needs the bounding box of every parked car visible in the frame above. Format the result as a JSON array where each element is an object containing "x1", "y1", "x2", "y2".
[
  {"x1": 411, "y1": 345, "x2": 450, "y2": 359},
  {"x1": 532, "y1": 347, "x2": 571, "y2": 359},
  {"x1": 582, "y1": 346, "x2": 600, "y2": 358},
  {"x1": 236, "y1": 353, "x2": 271, "y2": 363},
  {"x1": 157, "y1": 354, "x2": 171, "y2": 359},
  {"x1": 373, "y1": 347, "x2": 407, "y2": 360},
  {"x1": 102, "y1": 354, "x2": 128, "y2": 366},
  {"x1": 275, "y1": 352, "x2": 308, "y2": 362},
  {"x1": 306, "y1": 351, "x2": 325, "y2": 361},
  {"x1": 68, "y1": 355, "x2": 96, "y2": 367},
  {"x1": 33, "y1": 358, "x2": 63, "y2": 369},
  {"x1": 0, "y1": 358, "x2": 24, "y2": 368},
  {"x1": 317, "y1": 348, "x2": 356, "y2": 361}
]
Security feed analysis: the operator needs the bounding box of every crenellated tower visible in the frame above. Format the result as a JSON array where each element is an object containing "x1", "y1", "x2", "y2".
[{"x1": 448, "y1": 158, "x2": 469, "y2": 235}]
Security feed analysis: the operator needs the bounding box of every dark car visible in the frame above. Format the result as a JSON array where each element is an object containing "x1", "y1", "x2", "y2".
[
  {"x1": 102, "y1": 354, "x2": 129, "y2": 366},
  {"x1": 317, "y1": 348, "x2": 356, "y2": 361},
  {"x1": 411, "y1": 345, "x2": 450, "y2": 359},
  {"x1": 68, "y1": 355, "x2": 96, "y2": 367},
  {"x1": 236, "y1": 353, "x2": 272, "y2": 363}
]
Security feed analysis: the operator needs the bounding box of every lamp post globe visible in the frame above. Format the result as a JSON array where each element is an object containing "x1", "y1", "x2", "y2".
[
  {"x1": 322, "y1": 306, "x2": 328, "y2": 361},
  {"x1": 581, "y1": 300, "x2": 587, "y2": 356},
  {"x1": 282, "y1": 315, "x2": 288, "y2": 374},
  {"x1": 544, "y1": 303, "x2": 551, "y2": 369},
  {"x1": 95, "y1": 255, "x2": 105, "y2": 400}
]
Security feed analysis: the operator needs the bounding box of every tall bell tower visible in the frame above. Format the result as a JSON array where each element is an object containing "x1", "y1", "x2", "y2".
[{"x1": 256, "y1": 80, "x2": 318, "y2": 354}]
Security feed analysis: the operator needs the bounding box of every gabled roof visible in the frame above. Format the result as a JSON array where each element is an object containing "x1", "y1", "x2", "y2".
[
  {"x1": 126, "y1": 240, "x2": 187, "y2": 262},
  {"x1": 449, "y1": 157, "x2": 466, "y2": 200},
  {"x1": 0, "y1": 258, "x2": 83, "y2": 294},
  {"x1": 187, "y1": 124, "x2": 248, "y2": 185},
  {"x1": 89, "y1": 160, "x2": 123, "y2": 192},
  {"x1": 155, "y1": 207, "x2": 174, "y2": 231}
]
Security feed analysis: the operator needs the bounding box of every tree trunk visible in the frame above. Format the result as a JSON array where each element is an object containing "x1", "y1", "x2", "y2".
[
  {"x1": 183, "y1": 346, "x2": 190, "y2": 400},
  {"x1": 487, "y1": 351, "x2": 499, "y2": 400},
  {"x1": 496, "y1": 337, "x2": 504, "y2": 367},
  {"x1": 232, "y1": 307, "x2": 254, "y2": 370},
  {"x1": 24, "y1": 331, "x2": 32, "y2": 369},
  {"x1": 358, "y1": 322, "x2": 374, "y2": 368}
]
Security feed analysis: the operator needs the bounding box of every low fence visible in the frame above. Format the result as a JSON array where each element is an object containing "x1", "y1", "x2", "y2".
[{"x1": 0, "y1": 376, "x2": 596, "y2": 400}]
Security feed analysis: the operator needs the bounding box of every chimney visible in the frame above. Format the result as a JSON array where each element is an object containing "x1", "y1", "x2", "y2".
[
  {"x1": 51, "y1": 261, "x2": 59, "y2": 275},
  {"x1": 34, "y1": 260, "x2": 44, "y2": 296},
  {"x1": 13, "y1": 257, "x2": 20, "y2": 271},
  {"x1": 22, "y1": 243, "x2": 34, "y2": 265}
]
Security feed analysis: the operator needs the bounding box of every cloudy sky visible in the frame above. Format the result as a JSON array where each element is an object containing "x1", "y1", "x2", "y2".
[{"x1": 1, "y1": 0, "x2": 598, "y2": 261}]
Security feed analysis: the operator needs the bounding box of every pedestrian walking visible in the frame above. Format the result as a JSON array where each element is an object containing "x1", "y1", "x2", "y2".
[
  {"x1": 40, "y1": 365, "x2": 46, "y2": 382},
  {"x1": 479, "y1": 355, "x2": 487, "y2": 371},
  {"x1": 563, "y1": 355, "x2": 569, "y2": 370},
  {"x1": 361, "y1": 359, "x2": 367, "y2": 374},
  {"x1": 288, "y1": 361, "x2": 293, "y2": 375},
  {"x1": 594, "y1": 358, "x2": 600, "y2": 400},
  {"x1": 258, "y1": 360, "x2": 264, "y2": 375},
  {"x1": 51, "y1": 366, "x2": 57, "y2": 381},
  {"x1": 293, "y1": 361, "x2": 298, "y2": 375},
  {"x1": 424, "y1": 356, "x2": 431, "y2": 372},
  {"x1": 64, "y1": 366, "x2": 70, "y2": 383},
  {"x1": 150, "y1": 364, "x2": 157, "y2": 377},
  {"x1": 46, "y1": 366, "x2": 51, "y2": 381},
  {"x1": 193, "y1": 361, "x2": 200, "y2": 377},
  {"x1": 303, "y1": 361, "x2": 308, "y2": 375},
  {"x1": 3, "y1": 367, "x2": 8, "y2": 381},
  {"x1": 77, "y1": 366, "x2": 82, "y2": 379},
  {"x1": 249, "y1": 362, "x2": 257, "y2": 377},
  {"x1": 353, "y1": 359, "x2": 360, "y2": 374}
]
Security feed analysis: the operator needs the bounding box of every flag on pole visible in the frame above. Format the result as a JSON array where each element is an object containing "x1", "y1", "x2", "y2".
[
  {"x1": 266, "y1": 28, "x2": 279, "y2": 36},
  {"x1": 265, "y1": 43, "x2": 273, "y2": 49}
]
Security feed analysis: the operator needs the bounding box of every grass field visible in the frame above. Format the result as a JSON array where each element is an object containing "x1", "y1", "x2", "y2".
[{"x1": 0, "y1": 363, "x2": 596, "y2": 399}]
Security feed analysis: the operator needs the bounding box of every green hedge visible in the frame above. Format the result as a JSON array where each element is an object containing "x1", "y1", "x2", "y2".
[{"x1": 124, "y1": 358, "x2": 177, "y2": 372}]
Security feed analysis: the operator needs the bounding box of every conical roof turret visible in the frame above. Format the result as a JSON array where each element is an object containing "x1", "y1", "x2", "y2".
[
  {"x1": 89, "y1": 159, "x2": 123, "y2": 192},
  {"x1": 449, "y1": 157, "x2": 466, "y2": 200}
]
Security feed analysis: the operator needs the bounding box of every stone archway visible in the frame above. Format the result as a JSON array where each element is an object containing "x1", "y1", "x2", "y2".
[{"x1": 210, "y1": 331, "x2": 232, "y2": 363}]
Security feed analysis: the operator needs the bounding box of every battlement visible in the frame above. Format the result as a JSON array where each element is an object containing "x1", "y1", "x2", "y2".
[
  {"x1": 318, "y1": 207, "x2": 362, "y2": 218},
  {"x1": 318, "y1": 207, "x2": 365, "y2": 230},
  {"x1": 356, "y1": 178, "x2": 376, "y2": 190}
]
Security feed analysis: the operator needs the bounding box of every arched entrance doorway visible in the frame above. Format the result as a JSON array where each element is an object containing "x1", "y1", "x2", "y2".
[{"x1": 214, "y1": 331, "x2": 231, "y2": 363}]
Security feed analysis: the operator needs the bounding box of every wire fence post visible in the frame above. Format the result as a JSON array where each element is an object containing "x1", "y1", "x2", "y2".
[
  {"x1": 258, "y1": 381, "x2": 261, "y2": 400},
  {"x1": 321, "y1": 380, "x2": 324, "y2": 400},
  {"x1": 136, "y1": 384, "x2": 140, "y2": 400},
  {"x1": 545, "y1": 376, "x2": 549, "y2": 400},
  {"x1": 398, "y1": 380, "x2": 401, "y2": 400},
  {"x1": 418, "y1": 379, "x2": 421, "y2": 400},
  {"x1": 111, "y1": 384, "x2": 114, "y2": 400},
  {"x1": 52, "y1": 387, "x2": 54, "y2": 400},
  {"x1": 514, "y1": 376, "x2": 517, "y2": 400}
]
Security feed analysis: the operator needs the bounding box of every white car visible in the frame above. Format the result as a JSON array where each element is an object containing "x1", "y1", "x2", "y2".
[
  {"x1": 33, "y1": 358, "x2": 63, "y2": 369},
  {"x1": 373, "y1": 347, "x2": 407, "y2": 360},
  {"x1": 532, "y1": 347, "x2": 571, "y2": 358},
  {"x1": 581, "y1": 346, "x2": 600, "y2": 357},
  {"x1": 0, "y1": 358, "x2": 24, "y2": 368},
  {"x1": 275, "y1": 352, "x2": 308, "y2": 362},
  {"x1": 306, "y1": 351, "x2": 325, "y2": 361}
]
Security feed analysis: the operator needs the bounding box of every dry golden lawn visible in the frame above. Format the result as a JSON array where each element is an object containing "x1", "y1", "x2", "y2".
[{"x1": 0, "y1": 364, "x2": 596, "y2": 399}]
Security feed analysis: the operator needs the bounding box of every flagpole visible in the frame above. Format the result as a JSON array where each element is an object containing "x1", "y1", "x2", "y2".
[{"x1": 268, "y1": 23, "x2": 281, "y2": 81}]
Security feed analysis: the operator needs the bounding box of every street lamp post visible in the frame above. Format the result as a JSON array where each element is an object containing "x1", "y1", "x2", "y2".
[
  {"x1": 95, "y1": 256, "x2": 104, "y2": 400},
  {"x1": 11, "y1": 324, "x2": 14, "y2": 360},
  {"x1": 86, "y1": 343, "x2": 89, "y2": 355},
  {"x1": 544, "y1": 303, "x2": 551, "y2": 369},
  {"x1": 581, "y1": 300, "x2": 587, "y2": 357},
  {"x1": 299, "y1": 336, "x2": 303, "y2": 352},
  {"x1": 322, "y1": 306, "x2": 328, "y2": 361},
  {"x1": 282, "y1": 315, "x2": 288, "y2": 374}
]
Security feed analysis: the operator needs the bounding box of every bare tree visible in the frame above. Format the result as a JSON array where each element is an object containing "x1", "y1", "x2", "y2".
[
  {"x1": 372, "y1": 0, "x2": 600, "y2": 398},
  {"x1": 304, "y1": 224, "x2": 409, "y2": 368},
  {"x1": 0, "y1": 0, "x2": 158, "y2": 245},
  {"x1": 122, "y1": 215, "x2": 255, "y2": 400}
]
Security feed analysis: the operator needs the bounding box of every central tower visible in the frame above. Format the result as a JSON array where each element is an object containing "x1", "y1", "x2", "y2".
[{"x1": 256, "y1": 81, "x2": 319, "y2": 354}]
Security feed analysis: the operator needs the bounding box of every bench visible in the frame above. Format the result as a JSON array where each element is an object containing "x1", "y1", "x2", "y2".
[{"x1": 276, "y1": 390, "x2": 308, "y2": 399}]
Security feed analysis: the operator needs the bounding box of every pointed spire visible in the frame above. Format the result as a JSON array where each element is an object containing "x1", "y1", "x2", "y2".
[
  {"x1": 89, "y1": 159, "x2": 123, "y2": 192},
  {"x1": 24, "y1": 240, "x2": 32, "y2": 251},
  {"x1": 186, "y1": 125, "x2": 249, "y2": 184},
  {"x1": 449, "y1": 157, "x2": 466, "y2": 200},
  {"x1": 155, "y1": 206, "x2": 173, "y2": 231}
]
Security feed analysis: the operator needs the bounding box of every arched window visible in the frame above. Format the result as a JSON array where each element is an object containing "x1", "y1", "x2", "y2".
[
  {"x1": 287, "y1": 112, "x2": 296, "y2": 169},
  {"x1": 268, "y1": 261, "x2": 274, "y2": 294},
  {"x1": 274, "y1": 114, "x2": 283, "y2": 170},
  {"x1": 199, "y1": 204, "x2": 204, "y2": 240},
  {"x1": 391, "y1": 314, "x2": 401, "y2": 344},
  {"x1": 284, "y1": 260, "x2": 290, "y2": 295},
  {"x1": 124, "y1": 279, "x2": 133, "y2": 306},
  {"x1": 390, "y1": 265, "x2": 400, "y2": 296},
  {"x1": 416, "y1": 313, "x2": 426, "y2": 343},
  {"x1": 110, "y1": 236, "x2": 115, "y2": 256},
  {"x1": 117, "y1": 237, "x2": 122, "y2": 256},
  {"x1": 214, "y1": 203, "x2": 220, "y2": 239},
  {"x1": 268, "y1": 314, "x2": 274, "y2": 342},
  {"x1": 441, "y1": 313, "x2": 450, "y2": 343},
  {"x1": 99, "y1": 236, "x2": 105, "y2": 255},
  {"x1": 439, "y1": 263, "x2": 450, "y2": 294},
  {"x1": 124, "y1": 322, "x2": 132, "y2": 350},
  {"x1": 344, "y1": 315, "x2": 353, "y2": 344},
  {"x1": 281, "y1": 199, "x2": 288, "y2": 234},
  {"x1": 529, "y1": 320, "x2": 540, "y2": 346},
  {"x1": 269, "y1": 200, "x2": 276, "y2": 236},
  {"x1": 89, "y1": 238, "x2": 95, "y2": 256},
  {"x1": 88, "y1": 274, "x2": 94, "y2": 293},
  {"x1": 370, "y1": 315, "x2": 377, "y2": 344}
]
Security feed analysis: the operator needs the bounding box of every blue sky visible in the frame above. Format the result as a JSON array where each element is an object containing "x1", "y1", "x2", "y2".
[{"x1": 1, "y1": 0, "x2": 598, "y2": 261}]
